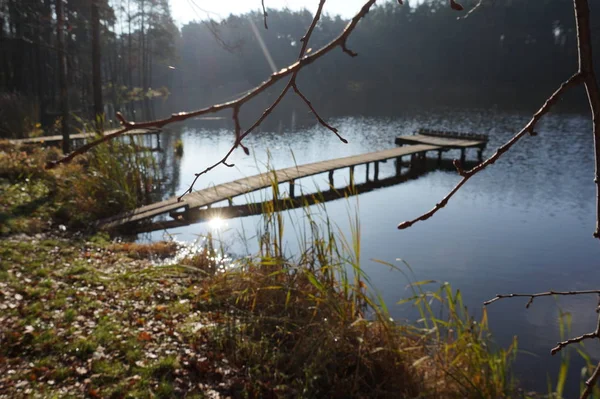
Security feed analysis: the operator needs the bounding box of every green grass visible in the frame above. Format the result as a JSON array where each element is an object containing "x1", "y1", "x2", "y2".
[
  {"x1": 0, "y1": 137, "x2": 160, "y2": 235},
  {"x1": 0, "y1": 235, "x2": 214, "y2": 397},
  {"x1": 174, "y1": 139, "x2": 184, "y2": 156}
]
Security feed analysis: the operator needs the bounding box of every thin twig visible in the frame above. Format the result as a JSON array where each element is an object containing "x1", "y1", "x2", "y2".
[
  {"x1": 399, "y1": 0, "x2": 600, "y2": 238},
  {"x1": 582, "y1": 361, "x2": 600, "y2": 399},
  {"x1": 458, "y1": 0, "x2": 483, "y2": 19},
  {"x1": 287, "y1": 1, "x2": 347, "y2": 142},
  {"x1": 551, "y1": 332, "x2": 597, "y2": 355},
  {"x1": 574, "y1": 0, "x2": 600, "y2": 239},
  {"x1": 483, "y1": 289, "x2": 600, "y2": 307},
  {"x1": 292, "y1": 83, "x2": 347, "y2": 143},
  {"x1": 485, "y1": 291, "x2": 600, "y2": 398},
  {"x1": 261, "y1": 0, "x2": 268, "y2": 29},
  {"x1": 178, "y1": 0, "x2": 348, "y2": 199}
]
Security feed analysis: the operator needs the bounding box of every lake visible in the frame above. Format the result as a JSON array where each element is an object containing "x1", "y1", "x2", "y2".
[{"x1": 136, "y1": 108, "x2": 600, "y2": 395}]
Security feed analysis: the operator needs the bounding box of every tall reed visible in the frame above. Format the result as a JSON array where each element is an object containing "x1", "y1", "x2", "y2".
[{"x1": 185, "y1": 167, "x2": 519, "y2": 398}]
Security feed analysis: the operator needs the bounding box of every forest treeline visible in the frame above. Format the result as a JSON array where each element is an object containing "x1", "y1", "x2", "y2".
[
  {"x1": 0, "y1": 0, "x2": 178, "y2": 138},
  {"x1": 1, "y1": 0, "x2": 598, "y2": 138}
]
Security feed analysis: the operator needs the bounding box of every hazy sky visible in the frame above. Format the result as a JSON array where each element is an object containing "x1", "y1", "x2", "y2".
[{"x1": 172, "y1": 0, "x2": 384, "y2": 25}]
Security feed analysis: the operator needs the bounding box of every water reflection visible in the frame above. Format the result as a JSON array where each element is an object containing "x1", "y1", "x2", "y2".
[{"x1": 139, "y1": 110, "x2": 600, "y2": 395}]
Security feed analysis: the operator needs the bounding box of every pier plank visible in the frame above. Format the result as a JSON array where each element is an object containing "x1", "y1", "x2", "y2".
[{"x1": 9, "y1": 127, "x2": 161, "y2": 146}]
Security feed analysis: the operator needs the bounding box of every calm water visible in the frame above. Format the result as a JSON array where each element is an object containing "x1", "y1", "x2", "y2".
[{"x1": 138, "y1": 109, "x2": 600, "y2": 394}]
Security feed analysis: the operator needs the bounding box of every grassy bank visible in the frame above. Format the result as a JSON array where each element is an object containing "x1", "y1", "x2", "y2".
[
  {"x1": 0, "y1": 140, "x2": 158, "y2": 236},
  {"x1": 0, "y1": 232, "x2": 522, "y2": 398},
  {"x1": 0, "y1": 143, "x2": 526, "y2": 398}
]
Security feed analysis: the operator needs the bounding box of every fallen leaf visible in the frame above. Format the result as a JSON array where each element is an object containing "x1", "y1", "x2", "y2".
[
  {"x1": 450, "y1": 0, "x2": 464, "y2": 11},
  {"x1": 137, "y1": 331, "x2": 152, "y2": 341}
]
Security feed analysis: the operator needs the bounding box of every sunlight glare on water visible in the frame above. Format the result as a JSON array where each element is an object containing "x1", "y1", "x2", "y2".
[{"x1": 208, "y1": 216, "x2": 227, "y2": 231}]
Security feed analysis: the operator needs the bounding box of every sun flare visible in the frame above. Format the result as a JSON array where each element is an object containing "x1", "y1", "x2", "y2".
[{"x1": 208, "y1": 216, "x2": 227, "y2": 230}]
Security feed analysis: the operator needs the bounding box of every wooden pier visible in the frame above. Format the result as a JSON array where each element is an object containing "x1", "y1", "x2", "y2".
[
  {"x1": 395, "y1": 129, "x2": 487, "y2": 164},
  {"x1": 127, "y1": 157, "x2": 482, "y2": 234},
  {"x1": 97, "y1": 130, "x2": 487, "y2": 230},
  {"x1": 8, "y1": 127, "x2": 162, "y2": 146}
]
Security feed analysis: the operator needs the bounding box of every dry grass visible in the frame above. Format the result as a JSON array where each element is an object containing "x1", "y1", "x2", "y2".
[
  {"x1": 195, "y1": 259, "x2": 422, "y2": 398},
  {"x1": 109, "y1": 241, "x2": 179, "y2": 259},
  {"x1": 183, "y1": 197, "x2": 520, "y2": 398}
]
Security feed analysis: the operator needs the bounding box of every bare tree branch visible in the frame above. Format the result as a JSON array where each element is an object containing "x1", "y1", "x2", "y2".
[
  {"x1": 398, "y1": 0, "x2": 600, "y2": 238},
  {"x1": 486, "y1": 292, "x2": 600, "y2": 398},
  {"x1": 582, "y1": 361, "x2": 600, "y2": 399},
  {"x1": 46, "y1": 0, "x2": 377, "y2": 175},
  {"x1": 481, "y1": 6, "x2": 600, "y2": 397},
  {"x1": 46, "y1": 0, "x2": 470, "y2": 203},
  {"x1": 397, "y1": 72, "x2": 584, "y2": 230},
  {"x1": 483, "y1": 289, "x2": 600, "y2": 307},
  {"x1": 261, "y1": 0, "x2": 268, "y2": 29},
  {"x1": 292, "y1": 83, "x2": 348, "y2": 143},
  {"x1": 551, "y1": 332, "x2": 597, "y2": 356},
  {"x1": 177, "y1": 0, "x2": 341, "y2": 199},
  {"x1": 574, "y1": 0, "x2": 600, "y2": 238},
  {"x1": 459, "y1": 0, "x2": 483, "y2": 20}
]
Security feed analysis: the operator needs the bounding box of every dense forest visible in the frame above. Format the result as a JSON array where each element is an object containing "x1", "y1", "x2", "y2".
[
  {"x1": 0, "y1": 0, "x2": 178, "y2": 138},
  {"x1": 1, "y1": 0, "x2": 598, "y2": 138}
]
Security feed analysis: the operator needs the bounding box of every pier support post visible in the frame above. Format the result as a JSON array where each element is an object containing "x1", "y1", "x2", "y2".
[
  {"x1": 228, "y1": 198, "x2": 233, "y2": 206},
  {"x1": 438, "y1": 149, "x2": 443, "y2": 165},
  {"x1": 289, "y1": 180, "x2": 295, "y2": 198},
  {"x1": 329, "y1": 170, "x2": 334, "y2": 187},
  {"x1": 478, "y1": 147, "x2": 483, "y2": 162},
  {"x1": 460, "y1": 148, "x2": 466, "y2": 164},
  {"x1": 366, "y1": 163, "x2": 370, "y2": 181},
  {"x1": 395, "y1": 156, "x2": 402, "y2": 176},
  {"x1": 349, "y1": 166, "x2": 355, "y2": 185},
  {"x1": 374, "y1": 161, "x2": 379, "y2": 181}
]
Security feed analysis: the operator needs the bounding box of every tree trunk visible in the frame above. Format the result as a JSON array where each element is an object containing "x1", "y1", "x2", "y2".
[
  {"x1": 91, "y1": 0, "x2": 103, "y2": 131},
  {"x1": 140, "y1": 0, "x2": 146, "y2": 91},
  {"x1": 56, "y1": 0, "x2": 70, "y2": 153}
]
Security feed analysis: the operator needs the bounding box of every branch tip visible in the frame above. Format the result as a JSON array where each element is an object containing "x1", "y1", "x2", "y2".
[
  {"x1": 341, "y1": 40, "x2": 358, "y2": 57},
  {"x1": 397, "y1": 221, "x2": 411, "y2": 230},
  {"x1": 115, "y1": 112, "x2": 131, "y2": 127},
  {"x1": 261, "y1": 0, "x2": 268, "y2": 29},
  {"x1": 453, "y1": 159, "x2": 466, "y2": 176},
  {"x1": 525, "y1": 297, "x2": 534, "y2": 308}
]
